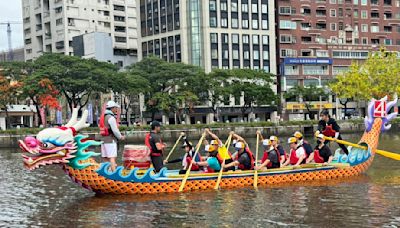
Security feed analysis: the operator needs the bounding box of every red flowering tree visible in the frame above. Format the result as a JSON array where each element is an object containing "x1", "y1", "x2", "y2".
[{"x1": 0, "y1": 75, "x2": 22, "y2": 129}]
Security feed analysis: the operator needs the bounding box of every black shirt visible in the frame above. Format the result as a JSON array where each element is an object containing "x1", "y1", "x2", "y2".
[
  {"x1": 238, "y1": 152, "x2": 252, "y2": 170},
  {"x1": 314, "y1": 144, "x2": 332, "y2": 162},
  {"x1": 303, "y1": 142, "x2": 313, "y2": 156},
  {"x1": 277, "y1": 145, "x2": 285, "y2": 156},
  {"x1": 267, "y1": 150, "x2": 280, "y2": 165},
  {"x1": 149, "y1": 132, "x2": 163, "y2": 155},
  {"x1": 318, "y1": 117, "x2": 340, "y2": 132}
]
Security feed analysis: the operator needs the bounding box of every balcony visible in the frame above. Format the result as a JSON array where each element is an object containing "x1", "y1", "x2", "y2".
[{"x1": 36, "y1": 24, "x2": 42, "y2": 31}]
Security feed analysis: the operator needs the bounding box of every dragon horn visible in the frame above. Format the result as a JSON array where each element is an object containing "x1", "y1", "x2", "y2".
[
  {"x1": 65, "y1": 108, "x2": 79, "y2": 127},
  {"x1": 72, "y1": 110, "x2": 90, "y2": 132}
]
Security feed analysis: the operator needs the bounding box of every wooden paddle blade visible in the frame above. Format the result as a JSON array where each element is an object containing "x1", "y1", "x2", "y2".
[
  {"x1": 218, "y1": 146, "x2": 231, "y2": 160},
  {"x1": 253, "y1": 170, "x2": 258, "y2": 189},
  {"x1": 376, "y1": 150, "x2": 400, "y2": 160}
]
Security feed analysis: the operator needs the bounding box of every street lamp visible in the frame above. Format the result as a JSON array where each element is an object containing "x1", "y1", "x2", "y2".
[{"x1": 306, "y1": 76, "x2": 322, "y2": 117}]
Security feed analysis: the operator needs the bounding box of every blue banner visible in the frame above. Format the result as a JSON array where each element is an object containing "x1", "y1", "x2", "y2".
[
  {"x1": 284, "y1": 58, "x2": 332, "y2": 65},
  {"x1": 88, "y1": 103, "x2": 93, "y2": 124},
  {"x1": 56, "y1": 110, "x2": 62, "y2": 125}
]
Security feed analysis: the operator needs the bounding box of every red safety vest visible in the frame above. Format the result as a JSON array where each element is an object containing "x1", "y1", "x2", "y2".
[
  {"x1": 322, "y1": 125, "x2": 336, "y2": 137},
  {"x1": 313, "y1": 149, "x2": 325, "y2": 163},
  {"x1": 144, "y1": 133, "x2": 163, "y2": 157},
  {"x1": 289, "y1": 148, "x2": 305, "y2": 165},
  {"x1": 235, "y1": 147, "x2": 255, "y2": 170}
]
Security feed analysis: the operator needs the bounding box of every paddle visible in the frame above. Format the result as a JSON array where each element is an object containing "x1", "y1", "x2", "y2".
[
  {"x1": 178, "y1": 132, "x2": 206, "y2": 192},
  {"x1": 164, "y1": 132, "x2": 185, "y2": 162},
  {"x1": 253, "y1": 133, "x2": 260, "y2": 189},
  {"x1": 323, "y1": 136, "x2": 400, "y2": 161},
  {"x1": 214, "y1": 134, "x2": 233, "y2": 190}
]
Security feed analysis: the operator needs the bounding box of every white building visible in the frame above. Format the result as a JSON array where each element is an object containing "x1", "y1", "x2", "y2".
[
  {"x1": 22, "y1": 0, "x2": 138, "y2": 67},
  {"x1": 138, "y1": 0, "x2": 278, "y2": 123}
]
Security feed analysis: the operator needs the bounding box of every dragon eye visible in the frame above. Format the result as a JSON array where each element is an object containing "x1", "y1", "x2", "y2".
[{"x1": 42, "y1": 142, "x2": 55, "y2": 148}]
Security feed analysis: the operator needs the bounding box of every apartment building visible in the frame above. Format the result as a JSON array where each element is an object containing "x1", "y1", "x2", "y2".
[
  {"x1": 277, "y1": 0, "x2": 400, "y2": 120},
  {"x1": 22, "y1": 0, "x2": 138, "y2": 67},
  {"x1": 138, "y1": 0, "x2": 278, "y2": 123}
]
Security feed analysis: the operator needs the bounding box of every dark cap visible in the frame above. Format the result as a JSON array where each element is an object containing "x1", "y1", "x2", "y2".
[
  {"x1": 182, "y1": 141, "x2": 193, "y2": 148},
  {"x1": 151, "y1": 121, "x2": 161, "y2": 127},
  {"x1": 320, "y1": 109, "x2": 330, "y2": 116}
]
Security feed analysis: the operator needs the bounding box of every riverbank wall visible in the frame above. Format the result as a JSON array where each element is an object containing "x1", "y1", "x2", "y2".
[{"x1": 0, "y1": 121, "x2": 381, "y2": 148}]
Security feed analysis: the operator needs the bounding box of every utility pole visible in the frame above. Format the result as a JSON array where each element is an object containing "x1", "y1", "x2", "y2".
[{"x1": 7, "y1": 23, "x2": 13, "y2": 61}]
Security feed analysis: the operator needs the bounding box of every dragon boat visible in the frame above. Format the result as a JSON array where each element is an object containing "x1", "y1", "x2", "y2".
[{"x1": 19, "y1": 97, "x2": 397, "y2": 194}]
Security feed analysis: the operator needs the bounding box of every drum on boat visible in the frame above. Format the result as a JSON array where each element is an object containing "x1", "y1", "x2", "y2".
[{"x1": 122, "y1": 145, "x2": 151, "y2": 169}]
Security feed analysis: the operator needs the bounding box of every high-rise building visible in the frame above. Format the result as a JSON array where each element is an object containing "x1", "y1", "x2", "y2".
[
  {"x1": 138, "y1": 0, "x2": 277, "y2": 74},
  {"x1": 21, "y1": 0, "x2": 138, "y2": 67},
  {"x1": 277, "y1": 0, "x2": 400, "y2": 120},
  {"x1": 138, "y1": 0, "x2": 278, "y2": 123}
]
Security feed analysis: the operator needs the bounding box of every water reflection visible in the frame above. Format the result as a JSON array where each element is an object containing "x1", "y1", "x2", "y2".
[{"x1": 1, "y1": 133, "x2": 400, "y2": 227}]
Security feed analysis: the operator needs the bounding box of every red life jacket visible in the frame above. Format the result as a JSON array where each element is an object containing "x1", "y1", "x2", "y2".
[
  {"x1": 322, "y1": 124, "x2": 336, "y2": 137},
  {"x1": 313, "y1": 149, "x2": 325, "y2": 163},
  {"x1": 235, "y1": 147, "x2": 255, "y2": 170},
  {"x1": 261, "y1": 149, "x2": 281, "y2": 168},
  {"x1": 289, "y1": 148, "x2": 305, "y2": 165},
  {"x1": 144, "y1": 133, "x2": 163, "y2": 157},
  {"x1": 99, "y1": 113, "x2": 110, "y2": 136},
  {"x1": 186, "y1": 157, "x2": 200, "y2": 171}
]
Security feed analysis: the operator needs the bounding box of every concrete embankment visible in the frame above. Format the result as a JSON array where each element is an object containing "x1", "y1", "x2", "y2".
[{"x1": 0, "y1": 121, "x2": 378, "y2": 148}]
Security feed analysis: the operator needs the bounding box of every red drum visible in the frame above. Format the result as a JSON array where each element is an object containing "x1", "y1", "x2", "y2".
[{"x1": 123, "y1": 145, "x2": 151, "y2": 169}]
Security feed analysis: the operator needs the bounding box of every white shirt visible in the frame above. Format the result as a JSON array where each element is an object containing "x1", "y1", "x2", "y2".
[
  {"x1": 108, "y1": 116, "x2": 122, "y2": 140},
  {"x1": 295, "y1": 146, "x2": 306, "y2": 158}
]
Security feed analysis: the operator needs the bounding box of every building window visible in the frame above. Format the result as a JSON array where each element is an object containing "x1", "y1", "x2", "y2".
[
  {"x1": 361, "y1": 10, "x2": 368, "y2": 19},
  {"x1": 222, "y1": 33, "x2": 229, "y2": 43},
  {"x1": 385, "y1": 39, "x2": 392, "y2": 45},
  {"x1": 243, "y1": 35, "x2": 249, "y2": 44},
  {"x1": 279, "y1": 7, "x2": 291, "y2": 15},
  {"x1": 232, "y1": 34, "x2": 239, "y2": 43},
  {"x1": 221, "y1": 18, "x2": 228, "y2": 28},
  {"x1": 361, "y1": 0, "x2": 367, "y2": 5},
  {"x1": 332, "y1": 50, "x2": 369, "y2": 59},
  {"x1": 220, "y1": 1, "x2": 227, "y2": 11},
  {"x1": 252, "y1": 20, "x2": 258, "y2": 29},
  {"x1": 353, "y1": 9, "x2": 358, "y2": 18},
  {"x1": 284, "y1": 65, "x2": 299, "y2": 75},
  {"x1": 209, "y1": 0, "x2": 216, "y2": 11},
  {"x1": 279, "y1": 20, "x2": 296, "y2": 29},
  {"x1": 280, "y1": 34, "x2": 292, "y2": 43},
  {"x1": 115, "y1": 36, "x2": 127, "y2": 42},
  {"x1": 330, "y1": 23, "x2": 337, "y2": 31},
  {"x1": 231, "y1": 2, "x2": 238, "y2": 12},
  {"x1": 371, "y1": 25, "x2": 379, "y2": 33},
  {"x1": 262, "y1": 20, "x2": 268, "y2": 29},
  {"x1": 233, "y1": 49, "x2": 239, "y2": 59},
  {"x1": 251, "y1": 4, "x2": 258, "y2": 13},
  {"x1": 211, "y1": 49, "x2": 218, "y2": 59},
  {"x1": 330, "y1": 9, "x2": 336, "y2": 17},
  {"x1": 281, "y1": 49, "x2": 297, "y2": 57},
  {"x1": 361, "y1": 24, "x2": 368, "y2": 32},
  {"x1": 242, "y1": 19, "x2": 249, "y2": 29},
  {"x1": 303, "y1": 65, "x2": 329, "y2": 75},
  {"x1": 338, "y1": 22, "x2": 344, "y2": 30},
  {"x1": 262, "y1": 35, "x2": 269, "y2": 44},
  {"x1": 316, "y1": 50, "x2": 329, "y2": 57},
  {"x1": 362, "y1": 37, "x2": 368, "y2": 44},
  {"x1": 263, "y1": 50, "x2": 269, "y2": 60},
  {"x1": 210, "y1": 17, "x2": 217, "y2": 27},
  {"x1": 252, "y1": 35, "x2": 259, "y2": 45},
  {"x1": 253, "y1": 50, "x2": 259, "y2": 60},
  {"x1": 332, "y1": 66, "x2": 349, "y2": 75},
  {"x1": 232, "y1": 18, "x2": 238, "y2": 28},
  {"x1": 330, "y1": 0, "x2": 337, "y2": 3},
  {"x1": 353, "y1": 0, "x2": 358, "y2": 4},
  {"x1": 242, "y1": 3, "x2": 248, "y2": 12},
  {"x1": 244, "y1": 50, "x2": 250, "y2": 59},
  {"x1": 338, "y1": 8, "x2": 343, "y2": 17},
  {"x1": 211, "y1": 33, "x2": 218, "y2": 43},
  {"x1": 261, "y1": 4, "x2": 268, "y2": 14}
]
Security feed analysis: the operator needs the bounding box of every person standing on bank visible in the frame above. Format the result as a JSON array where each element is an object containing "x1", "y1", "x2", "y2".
[
  {"x1": 145, "y1": 121, "x2": 167, "y2": 172},
  {"x1": 318, "y1": 109, "x2": 349, "y2": 155},
  {"x1": 99, "y1": 101, "x2": 125, "y2": 171}
]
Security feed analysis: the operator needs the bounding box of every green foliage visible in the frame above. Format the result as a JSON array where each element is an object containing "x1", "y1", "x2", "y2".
[
  {"x1": 329, "y1": 48, "x2": 400, "y2": 100},
  {"x1": 285, "y1": 84, "x2": 328, "y2": 118}
]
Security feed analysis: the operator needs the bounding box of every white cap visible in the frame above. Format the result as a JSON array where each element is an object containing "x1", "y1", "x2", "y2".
[
  {"x1": 232, "y1": 139, "x2": 238, "y2": 146},
  {"x1": 106, "y1": 100, "x2": 120, "y2": 108},
  {"x1": 262, "y1": 139, "x2": 270, "y2": 146},
  {"x1": 235, "y1": 142, "x2": 244, "y2": 150}
]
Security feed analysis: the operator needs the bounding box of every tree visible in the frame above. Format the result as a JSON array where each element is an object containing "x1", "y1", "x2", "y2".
[
  {"x1": 0, "y1": 75, "x2": 22, "y2": 129},
  {"x1": 33, "y1": 53, "x2": 119, "y2": 112},
  {"x1": 127, "y1": 56, "x2": 205, "y2": 122},
  {"x1": 227, "y1": 69, "x2": 277, "y2": 120},
  {"x1": 329, "y1": 48, "x2": 400, "y2": 100},
  {"x1": 205, "y1": 70, "x2": 233, "y2": 122},
  {"x1": 285, "y1": 85, "x2": 328, "y2": 119}
]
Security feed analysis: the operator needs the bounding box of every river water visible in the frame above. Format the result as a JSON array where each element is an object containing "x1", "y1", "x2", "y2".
[{"x1": 1, "y1": 133, "x2": 400, "y2": 227}]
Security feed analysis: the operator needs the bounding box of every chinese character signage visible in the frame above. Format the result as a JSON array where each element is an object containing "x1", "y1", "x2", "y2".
[{"x1": 284, "y1": 58, "x2": 333, "y2": 65}]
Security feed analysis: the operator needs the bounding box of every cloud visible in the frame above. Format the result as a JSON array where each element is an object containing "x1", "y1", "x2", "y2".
[{"x1": 0, "y1": 1, "x2": 24, "y2": 52}]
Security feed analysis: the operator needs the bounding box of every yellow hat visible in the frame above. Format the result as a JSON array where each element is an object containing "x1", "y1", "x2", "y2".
[
  {"x1": 235, "y1": 142, "x2": 245, "y2": 150},
  {"x1": 210, "y1": 140, "x2": 219, "y2": 145},
  {"x1": 205, "y1": 145, "x2": 216, "y2": 152},
  {"x1": 293, "y1": 131, "x2": 303, "y2": 139},
  {"x1": 287, "y1": 137, "x2": 297, "y2": 144},
  {"x1": 269, "y1": 136, "x2": 278, "y2": 141}
]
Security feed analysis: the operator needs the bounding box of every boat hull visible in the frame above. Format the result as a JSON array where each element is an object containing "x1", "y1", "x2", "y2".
[{"x1": 63, "y1": 156, "x2": 373, "y2": 194}]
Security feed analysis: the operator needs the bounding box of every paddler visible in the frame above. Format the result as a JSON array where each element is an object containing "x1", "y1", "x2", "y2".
[
  {"x1": 293, "y1": 131, "x2": 313, "y2": 161},
  {"x1": 255, "y1": 139, "x2": 280, "y2": 170},
  {"x1": 144, "y1": 121, "x2": 167, "y2": 173},
  {"x1": 307, "y1": 133, "x2": 333, "y2": 165},
  {"x1": 223, "y1": 132, "x2": 255, "y2": 171},
  {"x1": 165, "y1": 135, "x2": 202, "y2": 174},
  {"x1": 99, "y1": 101, "x2": 125, "y2": 171},
  {"x1": 205, "y1": 128, "x2": 235, "y2": 171},
  {"x1": 256, "y1": 131, "x2": 287, "y2": 166},
  {"x1": 318, "y1": 109, "x2": 349, "y2": 155},
  {"x1": 282, "y1": 137, "x2": 306, "y2": 167}
]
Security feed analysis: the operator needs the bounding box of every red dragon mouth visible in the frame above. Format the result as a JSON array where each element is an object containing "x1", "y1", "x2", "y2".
[{"x1": 19, "y1": 140, "x2": 77, "y2": 170}]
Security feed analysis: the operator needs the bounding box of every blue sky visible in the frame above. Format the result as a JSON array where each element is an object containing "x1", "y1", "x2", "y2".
[{"x1": 0, "y1": 1, "x2": 24, "y2": 52}]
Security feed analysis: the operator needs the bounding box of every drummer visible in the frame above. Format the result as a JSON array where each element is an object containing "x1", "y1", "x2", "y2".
[{"x1": 165, "y1": 136, "x2": 202, "y2": 174}]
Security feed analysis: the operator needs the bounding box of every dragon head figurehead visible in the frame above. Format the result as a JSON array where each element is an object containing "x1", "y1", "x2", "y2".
[{"x1": 19, "y1": 108, "x2": 99, "y2": 170}]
